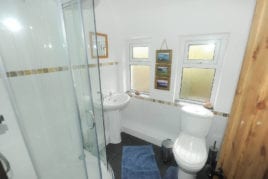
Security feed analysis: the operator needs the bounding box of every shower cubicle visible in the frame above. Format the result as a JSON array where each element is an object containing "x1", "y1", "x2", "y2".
[{"x1": 0, "y1": 0, "x2": 112, "y2": 178}]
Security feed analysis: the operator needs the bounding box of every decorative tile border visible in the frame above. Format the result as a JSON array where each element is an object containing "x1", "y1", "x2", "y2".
[
  {"x1": 213, "y1": 111, "x2": 229, "y2": 117},
  {"x1": 5, "y1": 66, "x2": 69, "y2": 78},
  {"x1": 99, "y1": 61, "x2": 119, "y2": 67},
  {"x1": 128, "y1": 92, "x2": 229, "y2": 117},
  {"x1": 0, "y1": 61, "x2": 119, "y2": 78},
  {"x1": 0, "y1": 60, "x2": 228, "y2": 118}
]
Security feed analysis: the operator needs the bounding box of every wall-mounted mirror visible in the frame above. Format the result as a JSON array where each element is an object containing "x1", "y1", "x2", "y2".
[{"x1": 90, "y1": 32, "x2": 108, "y2": 59}]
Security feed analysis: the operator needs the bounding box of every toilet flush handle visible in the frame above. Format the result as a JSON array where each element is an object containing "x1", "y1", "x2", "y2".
[{"x1": 85, "y1": 110, "x2": 96, "y2": 129}]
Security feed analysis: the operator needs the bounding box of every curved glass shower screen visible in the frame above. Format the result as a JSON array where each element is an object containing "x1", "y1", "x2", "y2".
[{"x1": 0, "y1": 0, "x2": 107, "y2": 179}]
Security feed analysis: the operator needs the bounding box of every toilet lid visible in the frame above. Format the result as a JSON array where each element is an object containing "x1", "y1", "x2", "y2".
[{"x1": 173, "y1": 133, "x2": 208, "y2": 171}]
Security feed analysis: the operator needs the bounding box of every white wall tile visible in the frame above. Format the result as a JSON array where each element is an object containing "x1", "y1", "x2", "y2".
[
  {"x1": 0, "y1": 1, "x2": 68, "y2": 72},
  {"x1": 6, "y1": 72, "x2": 87, "y2": 179},
  {"x1": 122, "y1": 98, "x2": 181, "y2": 143},
  {"x1": 0, "y1": 80, "x2": 37, "y2": 179},
  {"x1": 122, "y1": 97, "x2": 228, "y2": 150},
  {"x1": 99, "y1": 65, "x2": 119, "y2": 93},
  {"x1": 206, "y1": 115, "x2": 228, "y2": 149}
]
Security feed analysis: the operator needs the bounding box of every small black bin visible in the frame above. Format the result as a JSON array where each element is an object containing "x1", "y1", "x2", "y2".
[{"x1": 161, "y1": 139, "x2": 174, "y2": 163}]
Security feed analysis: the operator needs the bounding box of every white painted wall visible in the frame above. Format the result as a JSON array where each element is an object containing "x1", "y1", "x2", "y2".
[
  {"x1": 95, "y1": 0, "x2": 256, "y2": 149},
  {"x1": 94, "y1": 0, "x2": 124, "y2": 62},
  {"x1": 95, "y1": 0, "x2": 256, "y2": 113},
  {"x1": 95, "y1": 1, "x2": 124, "y2": 93}
]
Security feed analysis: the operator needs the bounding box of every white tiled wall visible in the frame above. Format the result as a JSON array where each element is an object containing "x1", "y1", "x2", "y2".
[
  {"x1": 0, "y1": 1, "x2": 68, "y2": 71},
  {"x1": 0, "y1": 80, "x2": 37, "y2": 179},
  {"x1": 121, "y1": 98, "x2": 228, "y2": 149},
  {"x1": 207, "y1": 115, "x2": 228, "y2": 150},
  {"x1": 0, "y1": 71, "x2": 90, "y2": 179},
  {"x1": 121, "y1": 98, "x2": 181, "y2": 142},
  {"x1": 0, "y1": 1, "x2": 98, "y2": 178},
  {"x1": 99, "y1": 64, "x2": 119, "y2": 93}
]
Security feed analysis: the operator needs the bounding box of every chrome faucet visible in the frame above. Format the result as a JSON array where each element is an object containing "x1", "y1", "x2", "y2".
[{"x1": 97, "y1": 91, "x2": 112, "y2": 100}]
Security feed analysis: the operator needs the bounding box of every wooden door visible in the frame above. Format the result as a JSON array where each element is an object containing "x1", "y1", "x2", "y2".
[{"x1": 216, "y1": 0, "x2": 268, "y2": 179}]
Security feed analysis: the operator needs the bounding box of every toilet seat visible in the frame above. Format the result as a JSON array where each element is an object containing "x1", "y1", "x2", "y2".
[{"x1": 173, "y1": 132, "x2": 208, "y2": 172}]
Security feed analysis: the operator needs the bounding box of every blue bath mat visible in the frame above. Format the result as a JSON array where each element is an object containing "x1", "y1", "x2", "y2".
[{"x1": 121, "y1": 145, "x2": 161, "y2": 179}]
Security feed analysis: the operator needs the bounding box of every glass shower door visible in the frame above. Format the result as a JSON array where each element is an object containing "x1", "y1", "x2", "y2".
[
  {"x1": 0, "y1": 0, "x2": 106, "y2": 179},
  {"x1": 62, "y1": 0, "x2": 107, "y2": 178},
  {"x1": 80, "y1": 0, "x2": 108, "y2": 166}
]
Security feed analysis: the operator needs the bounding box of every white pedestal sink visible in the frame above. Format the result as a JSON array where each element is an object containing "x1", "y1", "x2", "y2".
[
  {"x1": 103, "y1": 93, "x2": 130, "y2": 144},
  {"x1": 103, "y1": 93, "x2": 131, "y2": 111}
]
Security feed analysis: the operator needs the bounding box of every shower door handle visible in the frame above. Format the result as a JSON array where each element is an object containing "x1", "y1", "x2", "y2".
[{"x1": 86, "y1": 110, "x2": 96, "y2": 129}]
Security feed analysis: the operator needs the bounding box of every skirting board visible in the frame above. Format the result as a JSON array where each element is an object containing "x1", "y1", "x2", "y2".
[
  {"x1": 122, "y1": 126, "x2": 165, "y2": 147},
  {"x1": 121, "y1": 126, "x2": 177, "y2": 146}
]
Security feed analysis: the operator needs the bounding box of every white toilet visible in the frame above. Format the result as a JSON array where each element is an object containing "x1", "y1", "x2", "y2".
[{"x1": 173, "y1": 105, "x2": 214, "y2": 179}]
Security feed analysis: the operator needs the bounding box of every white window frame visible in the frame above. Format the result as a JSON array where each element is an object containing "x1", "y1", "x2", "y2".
[
  {"x1": 175, "y1": 34, "x2": 228, "y2": 104},
  {"x1": 183, "y1": 40, "x2": 220, "y2": 65},
  {"x1": 128, "y1": 39, "x2": 152, "y2": 95}
]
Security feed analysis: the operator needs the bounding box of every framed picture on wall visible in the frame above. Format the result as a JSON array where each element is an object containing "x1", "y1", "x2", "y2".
[
  {"x1": 89, "y1": 32, "x2": 109, "y2": 59},
  {"x1": 155, "y1": 64, "x2": 171, "y2": 77},
  {"x1": 156, "y1": 50, "x2": 172, "y2": 64},
  {"x1": 155, "y1": 78, "x2": 170, "y2": 90}
]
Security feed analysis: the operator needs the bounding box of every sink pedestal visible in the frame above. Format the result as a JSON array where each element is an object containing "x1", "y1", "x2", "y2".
[
  {"x1": 102, "y1": 92, "x2": 130, "y2": 144},
  {"x1": 104, "y1": 110, "x2": 121, "y2": 144}
]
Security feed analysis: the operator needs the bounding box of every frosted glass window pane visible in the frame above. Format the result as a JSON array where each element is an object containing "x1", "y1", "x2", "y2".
[
  {"x1": 132, "y1": 47, "x2": 149, "y2": 59},
  {"x1": 188, "y1": 44, "x2": 215, "y2": 60},
  {"x1": 180, "y1": 68, "x2": 215, "y2": 101},
  {"x1": 131, "y1": 65, "x2": 150, "y2": 92}
]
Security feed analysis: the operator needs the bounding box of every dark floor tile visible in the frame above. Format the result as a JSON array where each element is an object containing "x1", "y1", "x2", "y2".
[
  {"x1": 106, "y1": 143, "x2": 122, "y2": 161},
  {"x1": 109, "y1": 155, "x2": 122, "y2": 179},
  {"x1": 106, "y1": 132, "x2": 209, "y2": 179}
]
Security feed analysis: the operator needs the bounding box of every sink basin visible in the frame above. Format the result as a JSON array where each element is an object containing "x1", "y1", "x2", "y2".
[{"x1": 103, "y1": 93, "x2": 130, "y2": 111}]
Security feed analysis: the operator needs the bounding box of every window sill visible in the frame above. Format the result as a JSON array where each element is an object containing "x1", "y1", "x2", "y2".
[
  {"x1": 175, "y1": 98, "x2": 203, "y2": 105},
  {"x1": 126, "y1": 92, "x2": 228, "y2": 117},
  {"x1": 126, "y1": 91, "x2": 150, "y2": 98},
  {"x1": 175, "y1": 99, "x2": 215, "y2": 113},
  {"x1": 176, "y1": 101, "x2": 202, "y2": 108}
]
